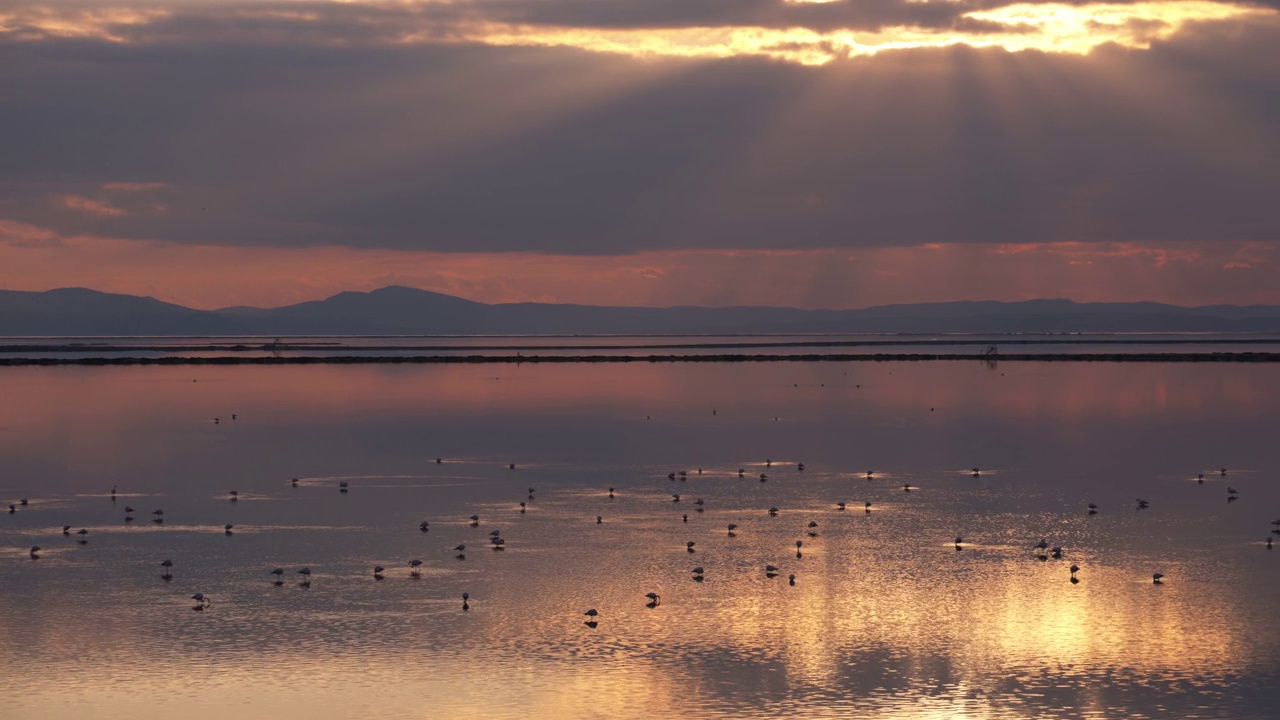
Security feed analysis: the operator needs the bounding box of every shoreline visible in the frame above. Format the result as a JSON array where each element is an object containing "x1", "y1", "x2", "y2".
[
  {"x1": 4, "y1": 352, "x2": 1280, "y2": 365},
  {"x1": 3, "y1": 336, "x2": 1280, "y2": 354}
]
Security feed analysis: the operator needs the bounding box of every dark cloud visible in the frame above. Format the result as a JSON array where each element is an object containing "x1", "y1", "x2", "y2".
[{"x1": 0, "y1": 4, "x2": 1276, "y2": 255}]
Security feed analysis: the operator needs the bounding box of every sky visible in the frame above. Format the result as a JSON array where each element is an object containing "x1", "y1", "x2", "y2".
[{"x1": 1, "y1": 0, "x2": 1277, "y2": 310}]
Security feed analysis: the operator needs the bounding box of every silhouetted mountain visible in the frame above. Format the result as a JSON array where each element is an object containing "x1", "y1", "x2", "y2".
[
  {"x1": 0, "y1": 288, "x2": 245, "y2": 336},
  {"x1": 4, "y1": 286, "x2": 1280, "y2": 336}
]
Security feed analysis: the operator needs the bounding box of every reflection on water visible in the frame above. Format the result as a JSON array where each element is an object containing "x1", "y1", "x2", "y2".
[{"x1": 1, "y1": 362, "x2": 1278, "y2": 719}]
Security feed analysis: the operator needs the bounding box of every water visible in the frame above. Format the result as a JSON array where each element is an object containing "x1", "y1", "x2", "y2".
[
  {"x1": 3, "y1": 332, "x2": 1280, "y2": 360},
  {"x1": 1, "y1": 360, "x2": 1277, "y2": 719}
]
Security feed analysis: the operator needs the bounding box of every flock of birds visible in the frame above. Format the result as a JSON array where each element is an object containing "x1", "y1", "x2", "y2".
[{"x1": 10, "y1": 455, "x2": 1278, "y2": 618}]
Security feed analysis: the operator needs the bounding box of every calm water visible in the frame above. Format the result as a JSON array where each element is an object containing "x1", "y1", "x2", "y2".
[
  {"x1": 3, "y1": 332, "x2": 1280, "y2": 359},
  {"x1": 1, "y1": 361, "x2": 1278, "y2": 719}
]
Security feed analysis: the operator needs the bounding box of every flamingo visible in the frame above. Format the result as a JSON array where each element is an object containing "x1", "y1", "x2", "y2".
[
  {"x1": 788, "y1": 574, "x2": 796, "y2": 586},
  {"x1": 972, "y1": 468, "x2": 981, "y2": 476},
  {"x1": 291, "y1": 477, "x2": 299, "y2": 487},
  {"x1": 519, "y1": 502, "x2": 526, "y2": 513},
  {"x1": 420, "y1": 521, "x2": 430, "y2": 532},
  {"x1": 687, "y1": 541, "x2": 696, "y2": 553},
  {"x1": 954, "y1": 537, "x2": 963, "y2": 550},
  {"x1": 297, "y1": 567, "x2": 312, "y2": 587},
  {"x1": 672, "y1": 494, "x2": 680, "y2": 503},
  {"x1": 1070, "y1": 564, "x2": 1080, "y2": 584},
  {"x1": 1088, "y1": 503, "x2": 1098, "y2": 515},
  {"x1": 270, "y1": 568, "x2": 284, "y2": 585},
  {"x1": 29, "y1": 546, "x2": 40, "y2": 559},
  {"x1": 62, "y1": 525, "x2": 71, "y2": 536},
  {"x1": 865, "y1": 501, "x2": 872, "y2": 513},
  {"x1": 768, "y1": 507, "x2": 779, "y2": 516},
  {"x1": 727, "y1": 524, "x2": 737, "y2": 536},
  {"x1": 161, "y1": 559, "x2": 173, "y2": 579},
  {"x1": 76, "y1": 528, "x2": 89, "y2": 545},
  {"x1": 1153, "y1": 573, "x2": 1165, "y2": 584},
  {"x1": 645, "y1": 592, "x2": 660, "y2": 607},
  {"x1": 608, "y1": 487, "x2": 615, "y2": 498},
  {"x1": 409, "y1": 559, "x2": 423, "y2": 576},
  {"x1": 469, "y1": 515, "x2": 480, "y2": 527},
  {"x1": 224, "y1": 524, "x2": 234, "y2": 535},
  {"x1": 462, "y1": 593, "x2": 470, "y2": 611},
  {"x1": 191, "y1": 593, "x2": 211, "y2": 609},
  {"x1": 454, "y1": 544, "x2": 466, "y2": 559},
  {"x1": 339, "y1": 481, "x2": 349, "y2": 493},
  {"x1": 373, "y1": 565, "x2": 385, "y2": 579},
  {"x1": 597, "y1": 516, "x2": 603, "y2": 524},
  {"x1": 229, "y1": 491, "x2": 239, "y2": 502}
]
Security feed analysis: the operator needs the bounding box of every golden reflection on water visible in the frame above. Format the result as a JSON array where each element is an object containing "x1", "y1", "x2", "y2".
[{"x1": 1, "y1": 362, "x2": 1278, "y2": 719}]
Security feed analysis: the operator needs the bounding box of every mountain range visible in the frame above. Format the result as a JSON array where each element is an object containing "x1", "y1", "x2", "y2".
[{"x1": 3, "y1": 286, "x2": 1280, "y2": 336}]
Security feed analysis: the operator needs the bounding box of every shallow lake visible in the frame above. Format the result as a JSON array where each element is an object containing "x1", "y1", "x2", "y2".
[{"x1": 1, "y1": 361, "x2": 1277, "y2": 719}]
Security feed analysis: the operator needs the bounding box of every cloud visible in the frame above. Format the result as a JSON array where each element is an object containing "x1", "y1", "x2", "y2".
[
  {"x1": 0, "y1": 0, "x2": 1276, "y2": 307},
  {"x1": 0, "y1": 219, "x2": 64, "y2": 248},
  {"x1": 1, "y1": 2, "x2": 1274, "y2": 63},
  {"x1": 58, "y1": 194, "x2": 128, "y2": 217},
  {"x1": 4, "y1": 217, "x2": 1280, "y2": 308},
  {"x1": 102, "y1": 182, "x2": 168, "y2": 192}
]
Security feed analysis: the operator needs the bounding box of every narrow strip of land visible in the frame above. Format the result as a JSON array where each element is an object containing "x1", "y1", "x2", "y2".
[
  {"x1": 3, "y1": 352, "x2": 1280, "y2": 366},
  {"x1": 2, "y1": 337, "x2": 1280, "y2": 354}
]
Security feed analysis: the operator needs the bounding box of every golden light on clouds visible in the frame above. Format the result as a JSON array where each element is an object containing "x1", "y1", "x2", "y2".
[
  {"x1": 1, "y1": 1, "x2": 1272, "y2": 64},
  {"x1": 470, "y1": 2, "x2": 1268, "y2": 65},
  {"x1": 0, "y1": 5, "x2": 169, "y2": 42}
]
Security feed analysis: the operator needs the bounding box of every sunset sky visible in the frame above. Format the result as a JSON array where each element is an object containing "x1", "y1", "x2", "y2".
[{"x1": 2, "y1": 0, "x2": 1277, "y2": 309}]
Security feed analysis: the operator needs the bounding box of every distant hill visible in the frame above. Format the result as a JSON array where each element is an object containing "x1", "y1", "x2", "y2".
[
  {"x1": 3, "y1": 286, "x2": 1280, "y2": 336},
  {"x1": 0, "y1": 288, "x2": 244, "y2": 336}
]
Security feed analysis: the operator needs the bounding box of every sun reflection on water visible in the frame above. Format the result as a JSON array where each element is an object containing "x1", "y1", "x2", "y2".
[{"x1": 1, "y1": 362, "x2": 1278, "y2": 718}]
